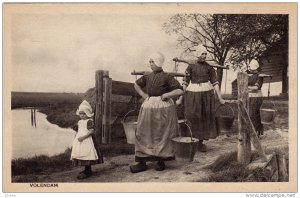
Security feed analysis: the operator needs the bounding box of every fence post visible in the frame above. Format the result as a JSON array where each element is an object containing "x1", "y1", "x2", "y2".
[
  {"x1": 238, "y1": 100, "x2": 267, "y2": 161},
  {"x1": 33, "y1": 109, "x2": 36, "y2": 127},
  {"x1": 31, "y1": 109, "x2": 33, "y2": 126},
  {"x1": 102, "y1": 71, "x2": 112, "y2": 144},
  {"x1": 237, "y1": 72, "x2": 251, "y2": 164},
  {"x1": 95, "y1": 70, "x2": 104, "y2": 145}
]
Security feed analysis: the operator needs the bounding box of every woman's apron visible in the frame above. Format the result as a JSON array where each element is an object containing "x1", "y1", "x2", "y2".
[{"x1": 135, "y1": 96, "x2": 179, "y2": 159}]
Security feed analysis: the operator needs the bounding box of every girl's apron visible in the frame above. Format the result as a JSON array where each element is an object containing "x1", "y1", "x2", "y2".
[
  {"x1": 71, "y1": 119, "x2": 98, "y2": 161},
  {"x1": 135, "y1": 97, "x2": 179, "y2": 159}
]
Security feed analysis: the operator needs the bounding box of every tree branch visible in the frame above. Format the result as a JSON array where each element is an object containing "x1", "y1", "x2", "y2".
[{"x1": 193, "y1": 15, "x2": 216, "y2": 43}]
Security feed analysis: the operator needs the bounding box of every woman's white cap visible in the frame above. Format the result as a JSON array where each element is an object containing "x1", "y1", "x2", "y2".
[
  {"x1": 148, "y1": 51, "x2": 165, "y2": 67},
  {"x1": 194, "y1": 44, "x2": 208, "y2": 58},
  {"x1": 76, "y1": 100, "x2": 94, "y2": 117},
  {"x1": 248, "y1": 59, "x2": 259, "y2": 71}
]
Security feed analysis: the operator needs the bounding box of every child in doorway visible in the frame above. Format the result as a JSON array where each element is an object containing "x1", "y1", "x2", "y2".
[{"x1": 71, "y1": 100, "x2": 103, "y2": 179}]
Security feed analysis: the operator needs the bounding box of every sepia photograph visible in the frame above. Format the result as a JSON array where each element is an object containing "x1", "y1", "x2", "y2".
[{"x1": 3, "y1": 3, "x2": 297, "y2": 193}]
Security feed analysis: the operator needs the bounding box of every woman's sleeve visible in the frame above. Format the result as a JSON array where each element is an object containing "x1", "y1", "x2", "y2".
[
  {"x1": 87, "y1": 120, "x2": 94, "y2": 130},
  {"x1": 183, "y1": 65, "x2": 192, "y2": 86},
  {"x1": 167, "y1": 75, "x2": 183, "y2": 91},
  {"x1": 208, "y1": 66, "x2": 219, "y2": 86},
  {"x1": 135, "y1": 75, "x2": 147, "y2": 88},
  {"x1": 255, "y1": 77, "x2": 264, "y2": 90}
]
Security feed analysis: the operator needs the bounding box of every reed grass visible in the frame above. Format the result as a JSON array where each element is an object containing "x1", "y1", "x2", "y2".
[
  {"x1": 12, "y1": 148, "x2": 72, "y2": 177},
  {"x1": 204, "y1": 146, "x2": 289, "y2": 182}
]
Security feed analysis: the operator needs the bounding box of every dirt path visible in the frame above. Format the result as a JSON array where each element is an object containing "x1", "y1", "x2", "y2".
[{"x1": 34, "y1": 123, "x2": 288, "y2": 183}]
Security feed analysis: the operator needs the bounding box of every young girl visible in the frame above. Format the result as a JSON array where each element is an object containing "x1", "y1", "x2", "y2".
[{"x1": 71, "y1": 100, "x2": 103, "y2": 179}]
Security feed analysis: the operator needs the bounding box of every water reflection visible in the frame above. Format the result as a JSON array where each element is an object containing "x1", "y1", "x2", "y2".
[{"x1": 12, "y1": 109, "x2": 76, "y2": 159}]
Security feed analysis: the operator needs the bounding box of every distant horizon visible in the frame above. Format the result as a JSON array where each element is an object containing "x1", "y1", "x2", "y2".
[
  {"x1": 11, "y1": 91, "x2": 85, "y2": 94},
  {"x1": 11, "y1": 80, "x2": 284, "y2": 97}
]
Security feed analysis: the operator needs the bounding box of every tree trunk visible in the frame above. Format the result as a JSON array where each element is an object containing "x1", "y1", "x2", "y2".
[
  {"x1": 216, "y1": 59, "x2": 225, "y2": 90},
  {"x1": 217, "y1": 68, "x2": 223, "y2": 89},
  {"x1": 281, "y1": 30, "x2": 288, "y2": 95},
  {"x1": 281, "y1": 64, "x2": 288, "y2": 95},
  {"x1": 281, "y1": 48, "x2": 288, "y2": 95}
]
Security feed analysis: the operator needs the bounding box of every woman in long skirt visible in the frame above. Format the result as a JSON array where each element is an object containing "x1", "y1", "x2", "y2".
[
  {"x1": 174, "y1": 45, "x2": 225, "y2": 152},
  {"x1": 130, "y1": 52, "x2": 183, "y2": 173}
]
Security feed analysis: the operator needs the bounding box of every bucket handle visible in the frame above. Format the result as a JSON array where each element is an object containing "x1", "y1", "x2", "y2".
[
  {"x1": 182, "y1": 121, "x2": 195, "y2": 142},
  {"x1": 260, "y1": 101, "x2": 276, "y2": 111},
  {"x1": 122, "y1": 109, "x2": 136, "y2": 123},
  {"x1": 181, "y1": 121, "x2": 197, "y2": 161},
  {"x1": 215, "y1": 104, "x2": 234, "y2": 117}
]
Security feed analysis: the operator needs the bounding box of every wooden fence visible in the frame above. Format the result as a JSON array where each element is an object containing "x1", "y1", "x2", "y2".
[{"x1": 94, "y1": 70, "x2": 268, "y2": 165}]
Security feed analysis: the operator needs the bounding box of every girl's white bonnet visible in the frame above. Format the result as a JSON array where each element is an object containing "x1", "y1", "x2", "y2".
[{"x1": 76, "y1": 100, "x2": 94, "y2": 117}]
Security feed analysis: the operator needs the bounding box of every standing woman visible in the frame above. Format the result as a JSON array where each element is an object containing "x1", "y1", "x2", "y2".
[
  {"x1": 130, "y1": 52, "x2": 183, "y2": 173},
  {"x1": 247, "y1": 53, "x2": 264, "y2": 137},
  {"x1": 180, "y1": 45, "x2": 225, "y2": 152}
]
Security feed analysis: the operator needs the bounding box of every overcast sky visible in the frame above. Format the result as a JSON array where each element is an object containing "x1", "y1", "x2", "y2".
[
  {"x1": 10, "y1": 8, "x2": 281, "y2": 95},
  {"x1": 11, "y1": 13, "x2": 181, "y2": 92}
]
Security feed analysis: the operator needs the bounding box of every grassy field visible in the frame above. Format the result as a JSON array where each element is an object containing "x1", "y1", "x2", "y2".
[
  {"x1": 12, "y1": 149, "x2": 73, "y2": 180},
  {"x1": 11, "y1": 91, "x2": 84, "y2": 109},
  {"x1": 12, "y1": 91, "x2": 84, "y2": 129},
  {"x1": 12, "y1": 143, "x2": 135, "y2": 182}
]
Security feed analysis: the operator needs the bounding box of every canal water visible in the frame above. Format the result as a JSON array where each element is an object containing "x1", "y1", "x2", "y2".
[{"x1": 12, "y1": 109, "x2": 76, "y2": 159}]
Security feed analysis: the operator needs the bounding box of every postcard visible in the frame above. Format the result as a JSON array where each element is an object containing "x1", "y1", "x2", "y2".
[{"x1": 3, "y1": 3, "x2": 297, "y2": 193}]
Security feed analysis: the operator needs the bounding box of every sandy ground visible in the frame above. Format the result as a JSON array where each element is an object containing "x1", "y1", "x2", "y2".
[{"x1": 33, "y1": 120, "x2": 288, "y2": 183}]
